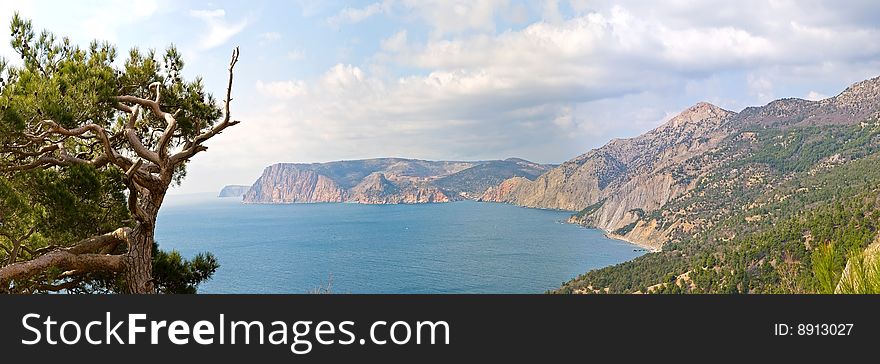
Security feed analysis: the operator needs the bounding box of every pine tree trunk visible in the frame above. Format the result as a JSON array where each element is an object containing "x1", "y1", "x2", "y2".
[
  {"x1": 124, "y1": 223, "x2": 155, "y2": 293},
  {"x1": 124, "y1": 188, "x2": 165, "y2": 294}
]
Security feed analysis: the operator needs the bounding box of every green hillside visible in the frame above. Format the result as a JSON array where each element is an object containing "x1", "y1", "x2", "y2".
[{"x1": 558, "y1": 122, "x2": 880, "y2": 294}]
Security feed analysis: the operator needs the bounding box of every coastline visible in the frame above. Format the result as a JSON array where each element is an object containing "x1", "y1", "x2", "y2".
[
  {"x1": 561, "y1": 212, "x2": 663, "y2": 253},
  {"x1": 602, "y1": 231, "x2": 661, "y2": 253},
  {"x1": 164, "y1": 197, "x2": 639, "y2": 293}
]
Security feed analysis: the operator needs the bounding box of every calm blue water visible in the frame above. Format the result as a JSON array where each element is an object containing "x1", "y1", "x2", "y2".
[{"x1": 156, "y1": 195, "x2": 644, "y2": 293}]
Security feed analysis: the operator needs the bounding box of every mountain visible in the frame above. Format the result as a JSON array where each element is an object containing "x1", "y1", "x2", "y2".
[
  {"x1": 483, "y1": 77, "x2": 880, "y2": 251},
  {"x1": 434, "y1": 158, "x2": 553, "y2": 199},
  {"x1": 238, "y1": 76, "x2": 880, "y2": 294},
  {"x1": 218, "y1": 185, "x2": 251, "y2": 198},
  {"x1": 518, "y1": 75, "x2": 880, "y2": 294},
  {"x1": 242, "y1": 158, "x2": 552, "y2": 204},
  {"x1": 480, "y1": 102, "x2": 736, "y2": 249}
]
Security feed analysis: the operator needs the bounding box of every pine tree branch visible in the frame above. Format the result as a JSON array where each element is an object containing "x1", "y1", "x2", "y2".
[
  {"x1": 37, "y1": 278, "x2": 84, "y2": 292},
  {"x1": 117, "y1": 106, "x2": 162, "y2": 166},
  {"x1": 1, "y1": 120, "x2": 139, "y2": 173},
  {"x1": 0, "y1": 252, "x2": 124, "y2": 284},
  {"x1": 0, "y1": 228, "x2": 130, "y2": 284},
  {"x1": 114, "y1": 85, "x2": 178, "y2": 161}
]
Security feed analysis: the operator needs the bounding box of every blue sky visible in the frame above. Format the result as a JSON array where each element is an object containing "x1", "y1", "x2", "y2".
[{"x1": 2, "y1": 1, "x2": 880, "y2": 194}]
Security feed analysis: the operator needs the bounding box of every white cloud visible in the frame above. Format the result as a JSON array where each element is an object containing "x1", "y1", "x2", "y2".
[
  {"x1": 388, "y1": 5, "x2": 880, "y2": 82},
  {"x1": 224, "y1": 2, "x2": 880, "y2": 170},
  {"x1": 189, "y1": 8, "x2": 249, "y2": 50},
  {"x1": 0, "y1": 1, "x2": 159, "y2": 48},
  {"x1": 326, "y1": 0, "x2": 516, "y2": 35},
  {"x1": 175, "y1": 1, "x2": 880, "y2": 193},
  {"x1": 256, "y1": 80, "x2": 308, "y2": 99},
  {"x1": 806, "y1": 91, "x2": 828, "y2": 101},
  {"x1": 746, "y1": 74, "x2": 774, "y2": 103},
  {"x1": 568, "y1": 0, "x2": 591, "y2": 14},
  {"x1": 552, "y1": 106, "x2": 574, "y2": 129},
  {"x1": 327, "y1": 1, "x2": 393, "y2": 27},
  {"x1": 380, "y1": 30, "x2": 408, "y2": 52},
  {"x1": 81, "y1": 0, "x2": 159, "y2": 43},
  {"x1": 398, "y1": 0, "x2": 509, "y2": 35},
  {"x1": 541, "y1": 0, "x2": 563, "y2": 23},
  {"x1": 0, "y1": 1, "x2": 164, "y2": 67}
]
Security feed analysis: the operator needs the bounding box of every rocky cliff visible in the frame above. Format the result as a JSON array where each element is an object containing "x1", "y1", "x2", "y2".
[
  {"x1": 218, "y1": 185, "x2": 251, "y2": 198},
  {"x1": 242, "y1": 158, "x2": 551, "y2": 204},
  {"x1": 481, "y1": 102, "x2": 734, "y2": 235},
  {"x1": 348, "y1": 172, "x2": 450, "y2": 204},
  {"x1": 244, "y1": 164, "x2": 346, "y2": 203},
  {"x1": 482, "y1": 76, "x2": 880, "y2": 250}
]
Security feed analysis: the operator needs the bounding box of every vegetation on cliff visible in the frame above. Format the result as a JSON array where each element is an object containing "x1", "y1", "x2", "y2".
[{"x1": 557, "y1": 121, "x2": 880, "y2": 294}]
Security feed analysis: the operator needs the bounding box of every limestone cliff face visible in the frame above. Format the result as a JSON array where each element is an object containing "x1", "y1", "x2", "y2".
[
  {"x1": 483, "y1": 76, "x2": 880, "y2": 250},
  {"x1": 242, "y1": 158, "x2": 544, "y2": 204},
  {"x1": 348, "y1": 173, "x2": 450, "y2": 204},
  {"x1": 481, "y1": 102, "x2": 734, "y2": 235},
  {"x1": 243, "y1": 164, "x2": 346, "y2": 203}
]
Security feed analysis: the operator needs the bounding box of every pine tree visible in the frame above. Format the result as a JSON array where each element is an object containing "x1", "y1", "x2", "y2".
[{"x1": 0, "y1": 14, "x2": 238, "y2": 293}]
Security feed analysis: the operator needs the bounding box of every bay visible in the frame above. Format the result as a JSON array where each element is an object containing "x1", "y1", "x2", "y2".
[{"x1": 156, "y1": 194, "x2": 644, "y2": 293}]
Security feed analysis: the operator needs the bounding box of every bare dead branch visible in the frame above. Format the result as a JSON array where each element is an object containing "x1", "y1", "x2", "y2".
[{"x1": 172, "y1": 47, "x2": 240, "y2": 164}]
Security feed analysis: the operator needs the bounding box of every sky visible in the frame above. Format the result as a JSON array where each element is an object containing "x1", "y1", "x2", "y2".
[{"x1": 2, "y1": 1, "x2": 880, "y2": 194}]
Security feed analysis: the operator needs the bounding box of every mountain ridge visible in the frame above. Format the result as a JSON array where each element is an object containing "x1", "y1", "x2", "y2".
[
  {"x1": 481, "y1": 75, "x2": 880, "y2": 252},
  {"x1": 241, "y1": 157, "x2": 553, "y2": 204}
]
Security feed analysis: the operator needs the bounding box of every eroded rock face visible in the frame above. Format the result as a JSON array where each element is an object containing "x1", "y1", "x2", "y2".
[
  {"x1": 243, "y1": 164, "x2": 346, "y2": 203},
  {"x1": 482, "y1": 76, "x2": 880, "y2": 250},
  {"x1": 346, "y1": 172, "x2": 450, "y2": 204},
  {"x1": 242, "y1": 158, "x2": 543, "y2": 204},
  {"x1": 481, "y1": 102, "x2": 735, "y2": 233}
]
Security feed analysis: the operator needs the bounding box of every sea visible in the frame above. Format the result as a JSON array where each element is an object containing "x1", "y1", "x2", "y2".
[{"x1": 155, "y1": 194, "x2": 645, "y2": 293}]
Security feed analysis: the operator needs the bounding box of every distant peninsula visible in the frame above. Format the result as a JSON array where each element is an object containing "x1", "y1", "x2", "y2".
[
  {"x1": 229, "y1": 158, "x2": 553, "y2": 204},
  {"x1": 218, "y1": 185, "x2": 251, "y2": 198}
]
